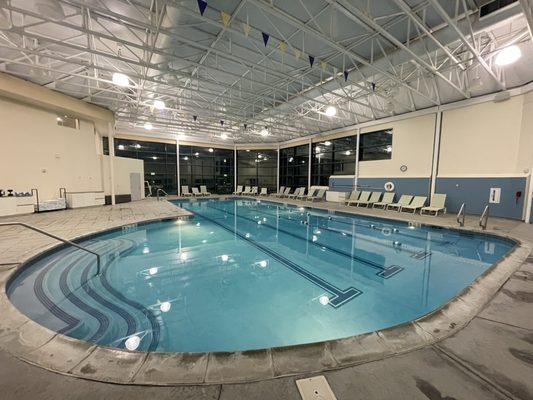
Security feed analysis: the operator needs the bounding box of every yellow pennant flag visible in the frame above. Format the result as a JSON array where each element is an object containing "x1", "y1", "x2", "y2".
[
  {"x1": 278, "y1": 41, "x2": 287, "y2": 53},
  {"x1": 320, "y1": 60, "x2": 327, "y2": 71},
  {"x1": 220, "y1": 11, "x2": 231, "y2": 27},
  {"x1": 242, "y1": 22, "x2": 251, "y2": 36},
  {"x1": 293, "y1": 48, "x2": 301, "y2": 60}
]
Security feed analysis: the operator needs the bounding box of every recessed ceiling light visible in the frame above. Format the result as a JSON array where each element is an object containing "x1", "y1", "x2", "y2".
[
  {"x1": 221, "y1": 133, "x2": 228, "y2": 140},
  {"x1": 325, "y1": 105, "x2": 337, "y2": 117},
  {"x1": 153, "y1": 100, "x2": 165, "y2": 110},
  {"x1": 495, "y1": 45, "x2": 521, "y2": 66},
  {"x1": 112, "y1": 72, "x2": 129, "y2": 87},
  {"x1": 144, "y1": 122, "x2": 153, "y2": 130},
  {"x1": 260, "y1": 128, "x2": 269, "y2": 136}
]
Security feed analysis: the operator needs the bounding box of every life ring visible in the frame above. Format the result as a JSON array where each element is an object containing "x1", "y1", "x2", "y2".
[{"x1": 384, "y1": 181, "x2": 395, "y2": 192}]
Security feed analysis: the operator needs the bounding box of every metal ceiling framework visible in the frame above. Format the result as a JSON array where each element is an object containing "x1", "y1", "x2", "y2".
[{"x1": 0, "y1": 0, "x2": 531, "y2": 143}]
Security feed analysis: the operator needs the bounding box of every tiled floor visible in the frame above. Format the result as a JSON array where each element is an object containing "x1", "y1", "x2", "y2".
[{"x1": 1, "y1": 197, "x2": 532, "y2": 400}]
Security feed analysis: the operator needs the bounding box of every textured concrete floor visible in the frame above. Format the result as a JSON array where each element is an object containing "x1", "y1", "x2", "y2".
[{"x1": 1, "y1": 198, "x2": 532, "y2": 399}]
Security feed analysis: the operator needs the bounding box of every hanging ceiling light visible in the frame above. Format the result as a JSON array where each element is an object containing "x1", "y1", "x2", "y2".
[
  {"x1": 34, "y1": 0, "x2": 65, "y2": 21},
  {"x1": 325, "y1": 105, "x2": 337, "y2": 117},
  {"x1": 495, "y1": 45, "x2": 521, "y2": 66},
  {"x1": 112, "y1": 72, "x2": 129, "y2": 87},
  {"x1": 260, "y1": 127, "x2": 269, "y2": 137},
  {"x1": 144, "y1": 122, "x2": 153, "y2": 130},
  {"x1": 220, "y1": 133, "x2": 228, "y2": 140},
  {"x1": 153, "y1": 100, "x2": 165, "y2": 110}
]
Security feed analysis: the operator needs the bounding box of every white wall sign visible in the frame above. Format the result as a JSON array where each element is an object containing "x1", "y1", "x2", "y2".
[{"x1": 489, "y1": 187, "x2": 501, "y2": 204}]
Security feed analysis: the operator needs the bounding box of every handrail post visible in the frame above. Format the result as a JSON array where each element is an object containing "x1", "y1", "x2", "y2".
[
  {"x1": 479, "y1": 205, "x2": 490, "y2": 230},
  {"x1": 0, "y1": 222, "x2": 101, "y2": 276},
  {"x1": 456, "y1": 203, "x2": 465, "y2": 227}
]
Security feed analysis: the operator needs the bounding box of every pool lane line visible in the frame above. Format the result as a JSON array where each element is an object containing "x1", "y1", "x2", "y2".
[
  {"x1": 99, "y1": 238, "x2": 161, "y2": 351},
  {"x1": 191, "y1": 209, "x2": 362, "y2": 308},
  {"x1": 205, "y1": 203, "x2": 403, "y2": 279}
]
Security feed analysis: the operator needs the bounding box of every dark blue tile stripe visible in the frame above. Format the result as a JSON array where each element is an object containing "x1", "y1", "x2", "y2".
[{"x1": 192, "y1": 209, "x2": 362, "y2": 308}]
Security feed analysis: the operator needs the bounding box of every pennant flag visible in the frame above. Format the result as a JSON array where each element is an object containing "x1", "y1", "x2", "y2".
[
  {"x1": 343, "y1": 70, "x2": 349, "y2": 82},
  {"x1": 220, "y1": 11, "x2": 231, "y2": 27},
  {"x1": 244, "y1": 123, "x2": 248, "y2": 130},
  {"x1": 371, "y1": 82, "x2": 376, "y2": 92},
  {"x1": 197, "y1": 0, "x2": 207, "y2": 16},
  {"x1": 308, "y1": 55, "x2": 315, "y2": 68},
  {"x1": 220, "y1": 120, "x2": 224, "y2": 126},
  {"x1": 320, "y1": 60, "x2": 327, "y2": 71},
  {"x1": 262, "y1": 32, "x2": 270, "y2": 46},
  {"x1": 278, "y1": 41, "x2": 287, "y2": 53},
  {"x1": 293, "y1": 48, "x2": 301, "y2": 59},
  {"x1": 193, "y1": 115, "x2": 198, "y2": 121},
  {"x1": 242, "y1": 22, "x2": 251, "y2": 37}
]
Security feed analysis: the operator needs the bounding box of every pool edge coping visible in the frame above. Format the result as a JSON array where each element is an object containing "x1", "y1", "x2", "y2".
[{"x1": 0, "y1": 198, "x2": 530, "y2": 386}]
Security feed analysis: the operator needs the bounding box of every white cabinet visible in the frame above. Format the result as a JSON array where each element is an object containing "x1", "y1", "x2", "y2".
[{"x1": 66, "y1": 192, "x2": 105, "y2": 209}]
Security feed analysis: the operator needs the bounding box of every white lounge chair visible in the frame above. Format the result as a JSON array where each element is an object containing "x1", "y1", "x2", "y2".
[
  {"x1": 356, "y1": 191, "x2": 382, "y2": 207},
  {"x1": 250, "y1": 186, "x2": 258, "y2": 196},
  {"x1": 344, "y1": 190, "x2": 360, "y2": 205},
  {"x1": 288, "y1": 187, "x2": 303, "y2": 199},
  {"x1": 191, "y1": 187, "x2": 202, "y2": 197},
  {"x1": 297, "y1": 188, "x2": 309, "y2": 200},
  {"x1": 280, "y1": 187, "x2": 292, "y2": 198},
  {"x1": 303, "y1": 188, "x2": 316, "y2": 200},
  {"x1": 421, "y1": 194, "x2": 447, "y2": 216},
  {"x1": 387, "y1": 195, "x2": 413, "y2": 211},
  {"x1": 200, "y1": 185, "x2": 211, "y2": 196},
  {"x1": 181, "y1": 185, "x2": 192, "y2": 197},
  {"x1": 242, "y1": 186, "x2": 252, "y2": 195},
  {"x1": 373, "y1": 192, "x2": 395, "y2": 209},
  {"x1": 272, "y1": 186, "x2": 285, "y2": 197},
  {"x1": 259, "y1": 188, "x2": 268, "y2": 196},
  {"x1": 233, "y1": 185, "x2": 243, "y2": 195},
  {"x1": 353, "y1": 191, "x2": 371, "y2": 206},
  {"x1": 308, "y1": 188, "x2": 326, "y2": 202},
  {"x1": 401, "y1": 196, "x2": 427, "y2": 213}
]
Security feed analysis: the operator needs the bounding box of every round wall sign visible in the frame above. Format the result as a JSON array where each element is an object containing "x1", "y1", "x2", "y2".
[{"x1": 400, "y1": 165, "x2": 408, "y2": 172}]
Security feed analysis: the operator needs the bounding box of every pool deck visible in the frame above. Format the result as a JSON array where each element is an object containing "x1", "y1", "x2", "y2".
[{"x1": 1, "y1": 196, "x2": 533, "y2": 399}]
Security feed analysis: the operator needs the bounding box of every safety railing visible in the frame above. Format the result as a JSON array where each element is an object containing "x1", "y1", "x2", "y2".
[
  {"x1": 456, "y1": 202, "x2": 465, "y2": 227},
  {"x1": 0, "y1": 222, "x2": 101, "y2": 275},
  {"x1": 479, "y1": 205, "x2": 490, "y2": 230},
  {"x1": 156, "y1": 188, "x2": 168, "y2": 201},
  {"x1": 144, "y1": 181, "x2": 152, "y2": 197}
]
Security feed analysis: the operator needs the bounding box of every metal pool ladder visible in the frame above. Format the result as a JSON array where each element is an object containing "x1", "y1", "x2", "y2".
[
  {"x1": 0, "y1": 222, "x2": 102, "y2": 275},
  {"x1": 156, "y1": 188, "x2": 168, "y2": 201},
  {"x1": 456, "y1": 203, "x2": 465, "y2": 227},
  {"x1": 479, "y1": 205, "x2": 490, "y2": 230}
]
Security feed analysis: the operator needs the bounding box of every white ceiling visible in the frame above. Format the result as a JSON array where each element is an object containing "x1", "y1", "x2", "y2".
[{"x1": 0, "y1": 0, "x2": 532, "y2": 143}]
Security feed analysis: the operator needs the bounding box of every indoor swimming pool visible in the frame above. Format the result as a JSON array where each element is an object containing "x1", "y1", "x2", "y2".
[{"x1": 7, "y1": 198, "x2": 516, "y2": 353}]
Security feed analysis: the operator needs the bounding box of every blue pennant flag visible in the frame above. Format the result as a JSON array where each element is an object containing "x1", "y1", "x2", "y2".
[
  {"x1": 343, "y1": 70, "x2": 349, "y2": 82},
  {"x1": 197, "y1": 0, "x2": 207, "y2": 16},
  {"x1": 262, "y1": 32, "x2": 270, "y2": 46},
  {"x1": 309, "y1": 55, "x2": 315, "y2": 67}
]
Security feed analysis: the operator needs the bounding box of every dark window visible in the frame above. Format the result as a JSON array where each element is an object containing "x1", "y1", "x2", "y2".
[
  {"x1": 480, "y1": 0, "x2": 517, "y2": 17},
  {"x1": 280, "y1": 144, "x2": 309, "y2": 189},
  {"x1": 359, "y1": 129, "x2": 393, "y2": 161},
  {"x1": 311, "y1": 136, "x2": 357, "y2": 186},
  {"x1": 179, "y1": 146, "x2": 234, "y2": 194},
  {"x1": 237, "y1": 150, "x2": 277, "y2": 193}
]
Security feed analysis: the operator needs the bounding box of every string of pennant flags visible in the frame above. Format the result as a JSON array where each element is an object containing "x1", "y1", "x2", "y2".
[{"x1": 196, "y1": 0, "x2": 352, "y2": 82}]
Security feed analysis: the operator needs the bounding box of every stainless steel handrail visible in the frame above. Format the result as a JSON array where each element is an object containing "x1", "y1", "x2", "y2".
[
  {"x1": 0, "y1": 222, "x2": 101, "y2": 275},
  {"x1": 479, "y1": 205, "x2": 490, "y2": 230},
  {"x1": 457, "y1": 203, "x2": 465, "y2": 227},
  {"x1": 144, "y1": 181, "x2": 152, "y2": 197},
  {"x1": 156, "y1": 188, "x2": 168, "y2": 201}
]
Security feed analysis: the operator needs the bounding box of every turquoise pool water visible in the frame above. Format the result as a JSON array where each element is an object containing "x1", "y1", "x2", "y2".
[{"x1": 7, "y1": 198, "x2": 515, "y2": 352}]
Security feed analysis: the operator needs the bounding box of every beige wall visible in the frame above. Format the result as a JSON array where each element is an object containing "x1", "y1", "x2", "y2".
[
  {"x1": 438, "y1": 96, "x2": 524, "y2": 176},
  {"x1": 101, "y1": 155, "x2": 144, "y2": 197},
  {"x1": 0, "y1": 97, "x2": 103, "y2": 200}
]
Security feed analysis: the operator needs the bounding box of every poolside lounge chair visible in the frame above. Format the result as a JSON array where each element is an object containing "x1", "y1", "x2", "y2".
[
  {"x1": 191, "y1": 187, "x2": 202, "y2": 197},
  {"x1": 259, "y1": 188, "x2": 268, "y2": 196},
  {"x1": 200, "y1": 185, "x2": 211, "y2": 196},
  {"x1": 356, "y1": 191, "x2": 382, "y2": 207},
  {"x1": 280, "y1": 187, "x2": 292, "y2": 198},
  {"x1": 344, "y1": 190, "x2": 360, "y2": 205},
  {"x1": 303, "y1": 188, "x2": 316, "y2": 200},
  {"x1": 308, "y1": 188, "x2": 326, "y2": 202},
  {"x1": 250, "y1": 186, "x2": 258, "y2": 196},
  {"x1": 297, "y1": 188, "x2": 310, "y2": 200},
  {"x1": 242, "y1": 186, "x2": 252, "y2": 195},
  {"x1": 421, "y1": 194, "x2": 447, "y2": 216},
  {"x1": 400, "y1": 196, "x2": 427, "y2": 213},
  {"x1": 352, "y1": 191, "x2": 370, "y2": 206},
  {"x1": 181, "y1": 185, "x2": 192, "y2": 197},
  {"x1": 233, "y1": 185, "x2": 243, "y2": 195},
  {"x1": 287, "y1": 187, "x2": 302, "y2": 199},
  {"x1": 373, "y1": 192, "x2": 395, "y2": 209},
  {"x1": 272, "y1": 186, "x2": 285, "y2": 197},
  {"x1": 386, "y1": 195, "x2": 413, "y2": 211}
]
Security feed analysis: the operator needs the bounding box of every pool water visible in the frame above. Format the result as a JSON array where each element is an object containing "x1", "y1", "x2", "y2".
[{"x1": 7, "y1": 198, "x2": 515, "y2": 352}]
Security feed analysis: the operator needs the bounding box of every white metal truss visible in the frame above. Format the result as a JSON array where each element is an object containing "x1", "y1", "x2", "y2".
[{"x1": 0, "y1": 0, "x2": 531, "y2": 143}]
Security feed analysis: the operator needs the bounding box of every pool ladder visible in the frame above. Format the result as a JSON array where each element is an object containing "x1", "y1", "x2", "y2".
[
  {"x1": 0, "y1": 222, "x2": 101, "y2": 275},
  {"x1": 156, "y1": 188, "x2": 168, "y2": 201},
  {"x1": 456, "y1": 203, "x2": 465, "y2": 227},
  {"x1": 479, "y1": 205, "x2": 490, "y2": 230}
]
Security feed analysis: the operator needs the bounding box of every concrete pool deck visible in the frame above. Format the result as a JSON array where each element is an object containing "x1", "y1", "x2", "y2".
[{"x1": 0, "y1": 197, "x2": 532, "y2": 399}]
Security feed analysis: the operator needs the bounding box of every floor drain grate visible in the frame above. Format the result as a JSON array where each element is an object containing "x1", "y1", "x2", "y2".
[{"x1": 296, "y1": 375, "x2": 338, "y2": 400}]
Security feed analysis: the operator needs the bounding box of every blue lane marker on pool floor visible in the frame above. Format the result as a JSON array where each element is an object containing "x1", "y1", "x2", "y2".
[{"x1": 193, "y1": 209, "x2": 362, "y2": 308}]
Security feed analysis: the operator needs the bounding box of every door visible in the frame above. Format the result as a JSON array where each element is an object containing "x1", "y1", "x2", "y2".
[{"x1": 130, "y1": 173, "x2": 142, "y2": 201}]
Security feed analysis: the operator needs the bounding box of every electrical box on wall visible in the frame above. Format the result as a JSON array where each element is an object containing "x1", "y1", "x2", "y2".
[{"x1": 489, "y1": 187, "x2": 501, "y2": 204}]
